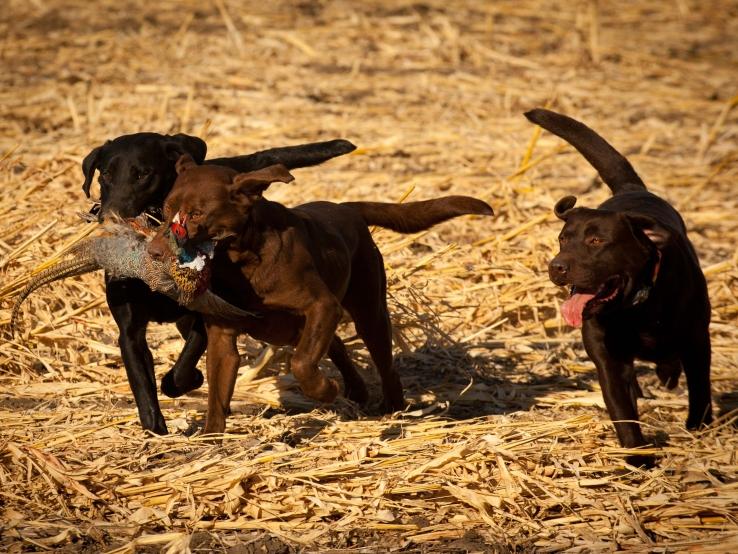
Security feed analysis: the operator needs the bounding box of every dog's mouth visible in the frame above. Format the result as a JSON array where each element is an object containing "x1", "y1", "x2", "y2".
[
  {"x1": 144, "y1": 207, "x2": 164, "y2": 224},
  {"x1": 560, "y1": 275, "x2": 624, "y2": 327},
  {"x1": 90, "y1": 203, "x2": 163, "y2": 228}
]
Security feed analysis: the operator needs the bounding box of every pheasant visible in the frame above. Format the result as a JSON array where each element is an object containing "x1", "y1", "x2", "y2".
[{"x1": 11, "y1": 218, "x2": 254, "y2": 332}]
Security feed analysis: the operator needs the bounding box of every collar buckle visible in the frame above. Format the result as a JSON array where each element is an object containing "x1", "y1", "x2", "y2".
[{"x1": 631, "y1": 250, "x2": 661, "y2": 307}]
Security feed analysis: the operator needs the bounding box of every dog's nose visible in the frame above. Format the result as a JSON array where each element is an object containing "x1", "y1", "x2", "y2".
[{"x1": 549, "y1": 259, "x2": 568, "y2": 276}]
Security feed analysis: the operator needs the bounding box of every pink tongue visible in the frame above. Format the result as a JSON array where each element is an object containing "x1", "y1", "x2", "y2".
[{"x1": 561, "y1": 293, "x2": 595, "y2": 327}]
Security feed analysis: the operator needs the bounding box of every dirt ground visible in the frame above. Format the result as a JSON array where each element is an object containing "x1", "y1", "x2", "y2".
[{"x1": 1, "y1": 1, "x2": 738, "y2": 552}]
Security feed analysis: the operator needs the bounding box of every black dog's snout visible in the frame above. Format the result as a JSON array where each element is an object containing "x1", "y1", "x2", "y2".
[
  {"x1": 549, "y1": 259, "x2": 568, "y2": 275},
  {"x1": 548, "y1": 257, "x2": 570, "y2": 286}
]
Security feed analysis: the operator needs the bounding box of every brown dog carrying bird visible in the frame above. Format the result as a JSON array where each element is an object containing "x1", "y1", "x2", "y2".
[{"x1": 14, "y1": 158, "x2": 494, "y2": 435}]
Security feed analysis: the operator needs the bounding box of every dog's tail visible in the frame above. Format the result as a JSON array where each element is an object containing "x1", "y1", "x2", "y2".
[
  {"x1": 344, "y1": 196, "x2": 493, "y2": 234},
  {"x1": 524, "y1": 108, "x2": 646, "y2": 194},
  {"x1": 207, "y1": 139, "x2": 356, "y2": 172}
]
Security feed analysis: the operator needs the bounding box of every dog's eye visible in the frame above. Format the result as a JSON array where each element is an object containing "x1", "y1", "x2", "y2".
[
  {"x1": 100, "y1": 169, "x2": 111, "y2": 182},
  {"x1": 189, "y1": 210, "x2": 203, "y2": 220},
  {"x1": 588, "y1": 237, "x2": 604, "y2": 246}
]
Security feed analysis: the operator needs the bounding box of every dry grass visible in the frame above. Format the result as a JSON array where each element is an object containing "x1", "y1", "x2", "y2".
[{"x1": 1, "y1": 0, "x2": 738, "y2": 552}]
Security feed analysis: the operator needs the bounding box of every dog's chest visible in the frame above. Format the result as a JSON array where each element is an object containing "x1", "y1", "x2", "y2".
[
  {"x1": 601, "y1": 308, "x2": 676, "y2": 362},
  {"x1": 637, "y1": 330, "x2": 661, "y2": 355},
  {"x1": 633, "y1": 321, "x2": 675, "y2": 361},
  {"x1": 211, "y1": 256, "x2": 263, "y2": 308}
]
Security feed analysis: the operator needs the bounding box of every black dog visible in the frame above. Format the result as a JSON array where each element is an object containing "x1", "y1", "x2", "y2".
[
  {"x1": 526, "y1": 109, "x2": 712, "y2": 465},
  {"x1": 81, "y1": 133, "x2": 355, "y2": 434}
]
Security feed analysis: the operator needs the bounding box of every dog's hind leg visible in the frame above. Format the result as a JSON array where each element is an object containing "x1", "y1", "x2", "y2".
[
  {"x1": 161, "y1": 314, "x2": 206, "y2": 398},
  {"x1": 342, "y1": 248, "x2": 404, "y2": 414},
  {"x1": 681, "y1": 332, "x2": 713, "y2": 430},
  {"x1": 327, "y1": 335, "x2": 368, "y2": 405},
  {"x1": 351, "y1": 305, "x2": 403, "y2": 414},
  {"x1": 202, "y1": 323, "x2": 241, "y2": 436}
]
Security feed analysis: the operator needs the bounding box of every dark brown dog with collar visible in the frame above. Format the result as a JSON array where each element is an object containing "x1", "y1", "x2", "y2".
[
  {"x1": 148, "y1": 155, "x2": 493, "y2": 434},
  {"x1": 526, "y1": 108, "x2": 712, "y2": 466}
]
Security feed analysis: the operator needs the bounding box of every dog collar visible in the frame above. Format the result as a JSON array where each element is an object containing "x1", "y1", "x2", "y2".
[{"x1": 632, "y1": 249, "x2": 662, "y2": 306}]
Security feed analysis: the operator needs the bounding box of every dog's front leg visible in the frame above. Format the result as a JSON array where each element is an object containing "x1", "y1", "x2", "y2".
[
  {"x1": 117, "y1": 326, "x2": 168, "y2": 435},
  {"x1": 290, "y1": 297, "x2": 341, "y2": 403},
  {"x1": 107, "y1": 281, "x2": 168, "y2": 435},
  {"x1": 161, "y1": 313, "x2": 207, "y2": 398},
  {"x1": 203, "y1": 322, "x2": 240, "y2": 436},
  {"x1": 582, "y1": 320, "x2": 651, "y2": 464}
]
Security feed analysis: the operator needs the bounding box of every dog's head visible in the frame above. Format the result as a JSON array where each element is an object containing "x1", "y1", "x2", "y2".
[
  {"x1": 147, "y1": 154, "x2": 294, "y2": 260},
  {"x1": 549, "y1": 195, "x2": 670, "y2": 326},
  {"x1": 81, "y1": 132, "x2": 207, "y2": 221}
]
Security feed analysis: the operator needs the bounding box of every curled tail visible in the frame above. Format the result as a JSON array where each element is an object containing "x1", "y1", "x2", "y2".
[
  {"x1": 524, "y1": 108, "x2": 646, "y2": 194},
  {"x1": 344, "y1": 195, "x2": 493, "y2": 233},
  {"x1": 11, "y1": 257, "x2": 101, "y2": 333}
]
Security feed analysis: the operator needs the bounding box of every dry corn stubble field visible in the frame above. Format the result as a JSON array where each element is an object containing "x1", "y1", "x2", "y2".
[{"x1": 1, "y1": 0, "x2": 738, "y2": 552}]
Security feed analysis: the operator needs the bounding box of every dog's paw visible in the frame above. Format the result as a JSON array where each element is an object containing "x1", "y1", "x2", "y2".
[
  {"x1": 625, "y1": 453, "x2": 656, "y2": 469},
  {"x1": 202, "y1": 419, "x2": 227, "y2": 442},
  {"x1": 385, "y1": 389, "x2": 406, "y2": 414},
  {"x1": 686, "y1": 413, "x2": 713, "y2": 431},
  {"x1": 141, "y1": 414, "x2": 169, "y2": 436},
  {"x1": 380, "y1": 395, "x2": 405, "y2": 416},
  {"x1": 344, "y1": 379, "x2": 369, "y2": 405},
  {"x1": 161, "y1": 368, "x2": 205, "y2": 398},
  {"x1": 143, "y1": 424, "x2": 169, "y2": 436},
  {"x1": 303, "y1": 376, "x2": 340, "y2": 404},
  {"x1": 324, "y1": 378, "x2": 340, "y2": 403}
]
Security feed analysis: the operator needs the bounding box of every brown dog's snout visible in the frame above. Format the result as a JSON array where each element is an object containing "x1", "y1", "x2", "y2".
[{"x1": 147, "y1": 233, "x2": 169, "y2": 261}]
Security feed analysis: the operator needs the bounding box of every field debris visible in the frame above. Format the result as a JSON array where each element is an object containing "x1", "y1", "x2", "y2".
[{"x1": 1, "y1": 1, "x2": 737, "y2": 551}]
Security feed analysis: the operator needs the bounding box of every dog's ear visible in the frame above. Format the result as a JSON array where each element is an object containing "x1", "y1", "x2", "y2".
[
  {"x1": 175, "y1": 154, "x2": 198, "y2": 174},
  {"x1": 625, "y1": 213, "x2": 671, "y2": 248},
  {"x1": 164, "y1": 134, "x2": 207, "y2": 164},
  {"x1": 81, "y1": 143, "x2": 108, "y2": 198},
  {"x1": 554, "y1": 195, "x2": 577, "y2": 220},
  {"x1": 228, "y1": 165, "x2": 295, "y2": 208}
]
